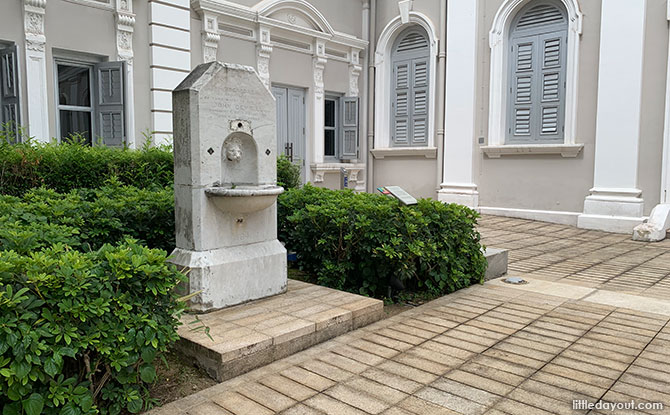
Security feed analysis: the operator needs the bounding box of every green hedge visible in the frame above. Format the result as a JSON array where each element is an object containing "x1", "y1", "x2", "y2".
[
  {"x1": 278, "y1": 185, "x2": 487, "y2": 298},
  {"x1": 276, "y1": 155, "x2": 301, "y2": 190},
  {"x1": 0, "y1": 141, "x2": 173, "y2": 196},
  {"x1": 0, "y1": 241, "x2": 186, "y2": 415},
  {"x1": 0, "y1": 141, "x2": 300, "y2": 196},
  {"x1": 0, "y1": 181, "x2": 175, "y2": 253}
]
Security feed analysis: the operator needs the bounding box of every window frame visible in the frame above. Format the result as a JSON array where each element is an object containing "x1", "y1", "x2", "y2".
[
  {"x1": 324, "y1": 93, "x2": 341, "y2": 161},
  {"x1": 390, "y1": 27, "x2": 430, "y2": 148},
  {"x1": 54, "y1": 58, "x2": 96, "y2": 144},
  {"x1": 505, "y1": 2, "x2": 568, "y2": 144},
  {"x1": 485, "y1": 0, "x2": 583, "y2": 154}
]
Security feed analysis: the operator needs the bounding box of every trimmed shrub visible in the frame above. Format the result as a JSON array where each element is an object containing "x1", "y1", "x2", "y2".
[
  {"x1": 278, "y1": 185, "x2": 487, "y2": 297},
  {"x1": 0, "y1": 141, "x2": 173, "y2": 196},
  {"x1": 0, "y1": 240, "x2": 186, "y2": 415},
  {"x1": 0, "y1": 181, "x2": 175, "y2": 252},
  {"x1": 277, "y1": 155, "x2": 301, "y2": 190}
]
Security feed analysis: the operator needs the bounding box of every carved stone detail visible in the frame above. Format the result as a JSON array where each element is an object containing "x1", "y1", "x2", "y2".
[
  {"x1": 202, "y1": 14, "x2": 221, "y2": 63},
  {"x1": 256, "y1": 26, "x2": 273, "y2": 88},
  {"x1": 115, "y1": 0, "x2": 135, "y2": 63}
]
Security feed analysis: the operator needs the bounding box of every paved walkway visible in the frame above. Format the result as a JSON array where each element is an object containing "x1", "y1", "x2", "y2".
[
  {"x1": 149, "y1": 217, "x2": 670, "y2": 415},
  {"x1": 479, "y1": 215, "x2": 670, "y2": 300}
]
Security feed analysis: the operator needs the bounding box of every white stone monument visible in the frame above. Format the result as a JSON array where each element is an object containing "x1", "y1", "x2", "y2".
[{"x1": 169, "y1": 62, "x2": 287, "y2": 312}]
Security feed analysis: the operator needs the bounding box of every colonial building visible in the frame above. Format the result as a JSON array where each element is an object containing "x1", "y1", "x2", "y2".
[{"x1": 1, "y1": 0, "x2": 668, "y2": 234}]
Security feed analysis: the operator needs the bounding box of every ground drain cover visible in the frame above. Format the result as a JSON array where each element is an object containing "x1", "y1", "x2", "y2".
[{"x1": 503, "y1": 277, "x2": 528, "y2": 285}]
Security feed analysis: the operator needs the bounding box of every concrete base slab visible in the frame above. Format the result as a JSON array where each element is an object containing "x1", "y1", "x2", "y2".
[
  {"x1": 177, "y1": 279, "x2": 384, "y2": 381},
  {"x1": 483, "y1": 248, "x2": 508, "y2": 280},
  {"x1": 169, "y1": 240, "x2": 287, "y2": 312}
]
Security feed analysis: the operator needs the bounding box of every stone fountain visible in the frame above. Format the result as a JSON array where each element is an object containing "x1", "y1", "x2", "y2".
[{"x1": 169, "y1": 62, "x2": 287, "y2": 312}]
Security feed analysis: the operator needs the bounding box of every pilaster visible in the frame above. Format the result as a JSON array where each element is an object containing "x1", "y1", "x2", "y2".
[
  {"x1": 23, "y1": 0, "x2": 49, "y2": 142},
  {"x1": 312, "y1": 39, "x2": 326, "y2": 164},
  {"x1": 115, "y1": 0, "x2": 135, "y2": 147},
  {"x1": 438, "y1": 0, "x2": 479, "y2": 207},
  {"x1": 577, "y1": 0, "x2": 647, "y2": 233}
]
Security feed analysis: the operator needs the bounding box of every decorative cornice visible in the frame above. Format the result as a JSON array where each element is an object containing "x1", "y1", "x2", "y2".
[
  {"x1": 115, "y1": 0, "x2": 134, "y2": 63},
  {"x1": 24, "y1": 0, "x2": 46, "y2": 51}
]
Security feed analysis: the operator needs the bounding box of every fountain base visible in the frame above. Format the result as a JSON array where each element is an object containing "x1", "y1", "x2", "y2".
[{"x1": 169, "y1": 239, "x2": 287, "y2": 312}]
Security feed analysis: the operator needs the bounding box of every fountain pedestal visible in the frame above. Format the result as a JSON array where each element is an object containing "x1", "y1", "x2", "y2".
[{"x1": 170, "y1": 62, "x2": 287, "y2": 312}]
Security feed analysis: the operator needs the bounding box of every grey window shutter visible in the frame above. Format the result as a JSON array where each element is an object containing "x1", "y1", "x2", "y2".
[
  {"x1": 508, "y1": 39, "x2": 535, "y2": 140},
  {"x1": 392, "y1": 61, "x2": 410, "y2": 146},
  {"x1": 340, "y1": 96, "x2": 359, "y2": 160},
  {"x1": 538, "y1": 33, "x2": 565, "y2": 140},
  {"x1": 507, "y1": 1, "x2": 567, "y2": 143},
  {"x1": 411, "y1": 58, "x2": 428, "y2": 145},
  {"x1": 391, "y1": 27, "x2": 430, "y2": 147},
  {"x1": 0, "y1": 45, "x2": 21, "y2": 143},
  {"x1": 94, "y1": 61, "x2": 125, "y2": 147}
]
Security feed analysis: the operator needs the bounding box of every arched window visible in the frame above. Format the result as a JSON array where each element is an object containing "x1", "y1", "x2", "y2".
[
  {"x1": 391, "y1": 27, "x2": 430, "y2": 147},
  {"x1": 507, "y1": 1, "x2": 568, "y2": 143}
]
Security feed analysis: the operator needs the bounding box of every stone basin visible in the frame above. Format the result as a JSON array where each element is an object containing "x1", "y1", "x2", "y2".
[{"x1": 205, "y1": 185, "x2": 284, "y2": 214}]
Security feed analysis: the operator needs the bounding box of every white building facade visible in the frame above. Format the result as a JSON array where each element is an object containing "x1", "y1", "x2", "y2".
[{"x1": 1, "y1": 0, "x2": 669, "y2": 233}]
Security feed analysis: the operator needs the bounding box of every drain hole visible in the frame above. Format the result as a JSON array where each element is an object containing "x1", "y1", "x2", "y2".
[{"x1": 503, "y1": 277, "x2": 527, "y2": 285}]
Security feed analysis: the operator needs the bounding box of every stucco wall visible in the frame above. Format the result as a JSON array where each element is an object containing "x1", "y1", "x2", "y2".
[
  {"x1": 637, "y1": 0, "x2": 668, "y2": 214},
  {"x1": 475, "y1": 0, "x2": 603, "y2": 214},
  {"x1": 373, "y1": 157, "x2": 438, "y2": 200}
]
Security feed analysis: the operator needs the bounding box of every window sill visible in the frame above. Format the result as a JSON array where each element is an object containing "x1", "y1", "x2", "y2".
[
  {"x1": 481, "y1": 144, "x2": 584, "y2": 158},
  {"x1": 310, "y1": 162, "x2": 365, "y2": 183},
  {"x1": 370, "y1": 147, "x2": 437, "y2": 159}
]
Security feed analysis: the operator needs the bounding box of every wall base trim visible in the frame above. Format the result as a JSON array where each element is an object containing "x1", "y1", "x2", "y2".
[
  {"x1": 437, "y1": 183, "x2": 479, "y2": 208},
  {"x1": 478, "y1": 206, "x2": 581, "y2": 226},
  {"x1": 577, "y1": 214, "x2": 644, "y2": 234}
]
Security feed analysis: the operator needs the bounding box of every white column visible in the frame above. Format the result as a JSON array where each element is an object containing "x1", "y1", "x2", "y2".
[
  {"x1": 116, "y1": 0, "x2": 136, "y2": 148},
  {"x1": 577, "y1": 0, "x2": 647, "y2": 233},
  {"x1": 660, "y1": 3, "x2": 670, "y2": 204},
  {"x1": 312, "y1": 40, "x2": 326, "y2": 165},
  {"x1": 437, "y1": 0, "x2": 478, "y2": 207},
  {"x1": 349, "y1": 47, "x2": 365, "y2": 191},
  {"x1": 148, "y1": 0, "x2": 191, "y2": 145},
  {"x1": 256, "y1": 25, "x2": 272, "y2": 89},
  {"x1": 23, "y1": 0, "x2": 49, "y2": 143},
  {"x1": 202, "y1": 13, "x2": 220, "y2": 63}
]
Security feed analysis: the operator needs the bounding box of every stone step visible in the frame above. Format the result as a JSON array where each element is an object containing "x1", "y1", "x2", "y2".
[
  {"x1": 176, "y1": 279, "x2": 384, "y2": 382},
  {"x1": 484, "y1": 247, "x2": 509, "y2": 280}
]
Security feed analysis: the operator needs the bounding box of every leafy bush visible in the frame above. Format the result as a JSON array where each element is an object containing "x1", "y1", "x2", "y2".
[
  {"x1": 0, "y1": 181, "x2": 175, "y2": 253},
  {"x1": 0, "y1": 240, "x2": 186, "y2": 415},
  {"x1": 0, "y1": 140, "x2": 173, "y2": 196},
  {"x1": 278, "y1": 185, "x2": 487, "y2": 297},
  {"x1": 277, "y1": 155, "x2": 301, "y2": 190}
]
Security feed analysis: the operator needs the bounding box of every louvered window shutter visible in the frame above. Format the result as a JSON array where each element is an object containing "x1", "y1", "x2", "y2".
[
  {"x1": 392, "y1": 61, "x2": 410, "y2": 145},
  {"x1": 507, "y1": 2, "x2": 567, "y2": 143},
  {"x1": 94, "y1": 61, "x2": 125, "y2": 147},
  {"x1": 391, "y1": 27, "x2": 430, "y2": 147},
  {"x1": 509, "y1": 39, "x2": 535, "y2": 139},
  {"x1": 340, "y1": 97, "x2": 359, "y2": 160},
  {"x1": 538, "y1": 33, "x2": 565, "y2": 140},
  {"x1": 0, "y1": 45, "x2": 20, "y2": 143},
  {"x1": 411, "y1": 58, "x2": 428, "y2": 145}
]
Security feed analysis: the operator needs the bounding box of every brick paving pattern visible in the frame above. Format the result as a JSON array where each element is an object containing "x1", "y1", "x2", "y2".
[
  {"x1": 149, "y1": 217, "x2": 670, "y2": 415},
  {"x1": 479, "y1": 215, "x2": 670, "y2": 300},
  {"x1": 151, "y1": 285, "x2": 670, "y2": 414}
]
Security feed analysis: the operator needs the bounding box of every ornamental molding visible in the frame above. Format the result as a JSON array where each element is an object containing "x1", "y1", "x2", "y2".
[
  {"x1": 202, "y1": 13, "x2": 221, "y2": 63},
  {"x1": 115, "y1": 0, "x2": 134, "y2": 63},
  {"x1": 192, "y1": 0, "x2": 368, "y2": 50},
  {"x1": 24, "y1": 0, "x2": 46, "y2": 51},
  {"x1": 256, "y1": 25, "x2": 273, "y2": 88}
]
